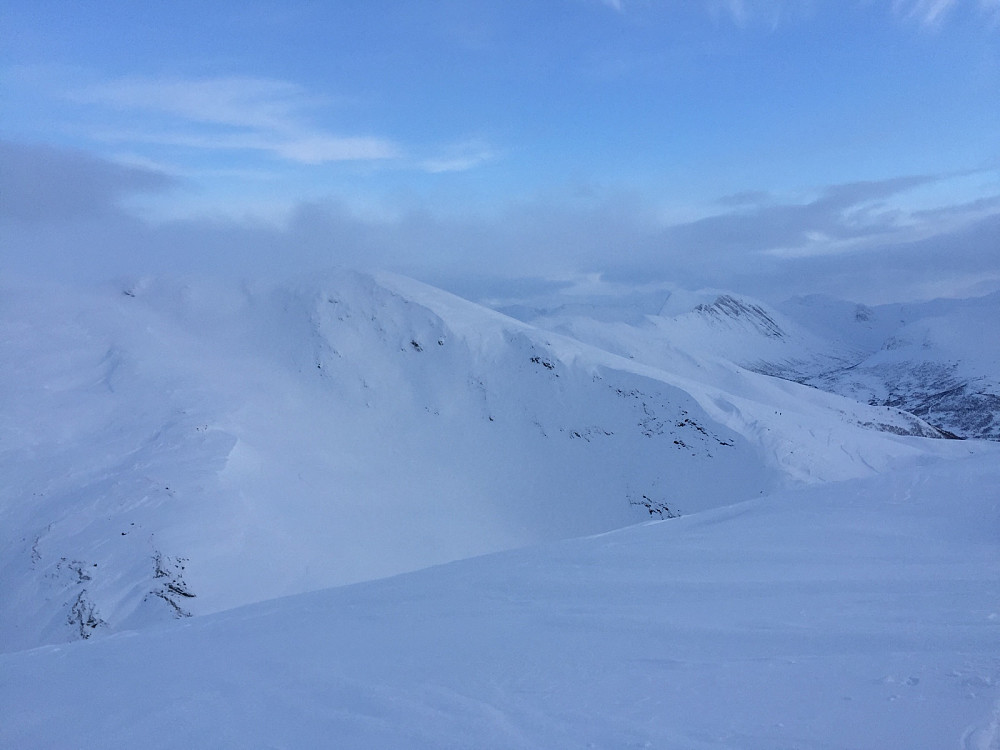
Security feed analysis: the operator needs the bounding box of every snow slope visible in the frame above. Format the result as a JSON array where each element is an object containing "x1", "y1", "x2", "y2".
[
  {"x1": 2, "y1": 451, "x2": 998, "y2": 750},
  {"x1": 0, "y1": 271, "x2": 964, "y2": 652}
]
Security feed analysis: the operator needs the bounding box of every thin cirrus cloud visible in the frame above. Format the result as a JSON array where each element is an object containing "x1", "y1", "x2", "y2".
[
  {"x1": 66, "y1": 74, "x2": 502, "y2": 172},
  {"x1": 69, "y1": 75, "x2": 401, "y2": 165},
  {"x1": 694, "y1": 0, "x2": 1000, "y2": 27},
  {"x1": 419, "y1": 141, "x2": 499, "y2": 174},
  {"x1": 708, "y1": 0, "x2": 780, "y2": 26},
  {"x1": 893, "y1": 0, "x2": 960, "y2": 25},
  {"x1": 891, "y1": 0, "x2": 1000, "y2": 26},
  {"x1": 881, "y1": 0, "x2": 998, "y2": 26},
  {"x1": 601, "y1": 0, "x2": 796, "y2": 23},
  {"x1": 93, "y1": 128, "x2": 401, "y2": 165},
  {"x1": 72, "y1": 76, "x2": 320, "y2": 131}
]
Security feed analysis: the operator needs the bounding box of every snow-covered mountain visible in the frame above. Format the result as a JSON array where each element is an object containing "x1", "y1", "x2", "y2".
[
  {"x1": 780, "y1": 292, "x2": 1000, "y2": 441},
  {"x1": 508, "y1": 288, "x2": 1000, "y2": 441},
  {"x1": 0, "y1": 270, "x2": 964, "y2": 653},
  {"x1": 3, "y1": 268, "x2": 999, "y2": 748}
]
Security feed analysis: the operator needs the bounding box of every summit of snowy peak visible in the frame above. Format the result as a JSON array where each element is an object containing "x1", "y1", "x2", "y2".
[{"x1": 691, "y1": 294, "x2": 787, "y2": 339}]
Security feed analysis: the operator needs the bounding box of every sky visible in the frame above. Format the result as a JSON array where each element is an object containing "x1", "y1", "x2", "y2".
[{"x1": 1, "y1": 0, "x2": 998, "y2": 304}]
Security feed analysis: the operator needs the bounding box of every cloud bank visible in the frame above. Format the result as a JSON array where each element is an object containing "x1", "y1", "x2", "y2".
[
  {"x1": 3, "y1": 141, "x2": 997, "y2": 305},
  {"x1": 0, "y1": 141, "x2": 176, "y2": 222}
]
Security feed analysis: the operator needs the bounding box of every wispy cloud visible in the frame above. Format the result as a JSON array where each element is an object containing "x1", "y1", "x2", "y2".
[
  {"x1": 704, "y1": 0, "x2": 998, "y2": 28},
  {"x1": 892, "y1": 0, "x2": 958, "y2": 26},
  {"x1": 70, "y1": 75, "x2": 400, "y2": 164},
  {"x1": 62, "y1": 75, "x2": 507, "y2": 171},
  {"x1": 892, "y1": 0, "x2": 1000, "y2": 26},
  {"x1": 419, "y1": 140, "x2": 498, "y2": 174},
  {"x1": 705, "y1": 0, "x2": 807, "y2": 28},
  {"x1": 74, "y1": 76, "x2": 316, "y2": 131},
  {"x1": 711, "y1": 0, "x2": 752, "y2": 26},
  {"x1": 94, "y1": 128, "x2": 399, "y2": 165}
]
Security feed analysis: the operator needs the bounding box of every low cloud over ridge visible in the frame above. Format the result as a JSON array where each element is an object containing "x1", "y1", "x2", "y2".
[{"x1": 3, "y1": 140, "x2": 997, "y2": 305}]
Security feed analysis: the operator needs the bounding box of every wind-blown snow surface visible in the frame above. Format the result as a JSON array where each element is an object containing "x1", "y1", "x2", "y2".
[{"x1": 2, "y1": 452, "x2": 998, "y2": 750}]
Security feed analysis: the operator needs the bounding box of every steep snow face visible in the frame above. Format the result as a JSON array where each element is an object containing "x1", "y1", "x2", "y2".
[
  {"x1": 694, "y1": 294, "x2": 785, "y2": 338},
  {"x1": 3, "y1": 451, "x2": 998, "y2": 750}
]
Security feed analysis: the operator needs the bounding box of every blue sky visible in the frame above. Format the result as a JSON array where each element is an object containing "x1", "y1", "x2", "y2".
[{"x1": 2, "y1": 0, "x2": 998, "y2": 303}]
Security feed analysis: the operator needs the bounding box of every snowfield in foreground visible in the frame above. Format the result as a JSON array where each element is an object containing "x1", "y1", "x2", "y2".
[{"x1": 3, "y1": 451, "x2": 998, "y2": 750}]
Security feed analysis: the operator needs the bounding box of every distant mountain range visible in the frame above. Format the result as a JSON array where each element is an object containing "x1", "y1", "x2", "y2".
[{"x1": 506, "y1": 288, "x2": 1000, "y2": 442}]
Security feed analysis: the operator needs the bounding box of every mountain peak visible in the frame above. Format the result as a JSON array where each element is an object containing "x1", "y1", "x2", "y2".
[{"x1": 693, "y1": 294, "x2": 786, "y2": 338}]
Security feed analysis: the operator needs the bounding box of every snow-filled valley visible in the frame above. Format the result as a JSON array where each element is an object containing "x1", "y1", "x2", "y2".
[{"x1": 2, "y1": 270, "x2": 998, "y2": 748}]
